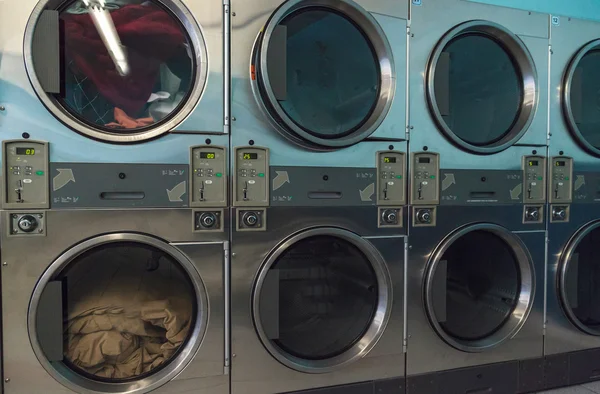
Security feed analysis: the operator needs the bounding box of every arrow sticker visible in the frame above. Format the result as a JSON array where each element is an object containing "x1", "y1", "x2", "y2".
[
  {"x1": 510, "y1": 184, "x2": 523, "y2": 200},
  {"x1": 575, "y1": 175, "x2": 586, "y2": 191},
  {"x1": 442, "y1": 174, "x2": 456, "y2": 191},
  {"x1": 360, "y1": 183, "x2": 375, "y2": 202},
  {"x1": 53, "y1": 169, "x2": 76, "y2": 191},
  {"x1": 167, "y1": 181, "x2": 186, "y2": 202},
  {"x1": 273, "y1": 171, "x2": 290, "y2": 191}
]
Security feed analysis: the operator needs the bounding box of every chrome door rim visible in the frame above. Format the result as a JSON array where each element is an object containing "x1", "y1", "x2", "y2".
[
  {"x1": 24, "y1": 0, "x2": 209, "y2": 143},
  {"x1": 426, "y1": 20, "x2": 538, "y2": 154},
  {"x1": 252, "y1": 227, "x2": 392, "y2": 373},
  {"x1": 252, "y1": 0, "x2": 395, "y2": 151},
  {"x1": 559, "y1": 220, "x2": 600, "y2": 335},
  {"x1": 424, "y1": 223, "x2": 535, "y2": 352},
  {"x1": 28, "y1": 233, "x2": 209, "y2": 394},
  {"x1": 562, "y1": 39, "x2": 600, "y2": 157}
]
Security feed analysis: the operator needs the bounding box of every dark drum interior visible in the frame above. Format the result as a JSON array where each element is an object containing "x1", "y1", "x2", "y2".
[
  {"x1": 430, "y1": 230, "x2": 521, "y2": 341},
  {"x1": 258, "y1": 235, "x2": 379, "y2": 361},
  {"x1": 38, "y1": 241, "x2": 197, "y2": 382},
  {"x1": 569, "y1": 50, "x2": 600, "y2": 150}
]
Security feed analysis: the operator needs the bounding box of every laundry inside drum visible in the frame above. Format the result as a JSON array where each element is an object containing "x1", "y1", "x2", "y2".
[
  {"x1": 265, "y1": 8, "x2": 380, "y2": 138},
  {"x1": 433, "y1": 34, "x2": 523, "y2": 146},
  {"x1": 569, "y1": 49, "x2": 600, "y2": 150},
  {"x1": 50, "y1": 242, "x2": 196, "y2": 381},
  {"x1": 430, "y1": 230, "x2": 521, "y2": 341},
  {"x1": 53, "y1": 0, "x2": 195, "y2": 132},
  {"x1": 563, "y1": 226, "x2": 600, "y2": 332},
  {"x1": 258, "y1": 235, "x2": 379, "y2": 361}
]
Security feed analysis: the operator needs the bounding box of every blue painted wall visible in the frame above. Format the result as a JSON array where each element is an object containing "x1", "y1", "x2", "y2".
[{"x1": 473, "y1": 0, "x2": 600, "y2": 21}]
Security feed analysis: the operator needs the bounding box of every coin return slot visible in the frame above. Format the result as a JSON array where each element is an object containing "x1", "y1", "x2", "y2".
[
  {"x1": 100, "y1": 192, "x2": 146, "y2": 200},
  {"x1": 307, "y1": 192, "x2": 343, "y2": 200},
  {"x1": 469, "y1": 191, "x2": 496, "y2": 198}
]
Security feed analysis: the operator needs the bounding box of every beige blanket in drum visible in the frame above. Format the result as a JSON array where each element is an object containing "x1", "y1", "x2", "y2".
[{"x1": 63, "y1": 252, "x2": 193, "y2": 379}]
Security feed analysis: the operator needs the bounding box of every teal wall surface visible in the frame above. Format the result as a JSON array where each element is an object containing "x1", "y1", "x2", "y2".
[{"x1": 471, "y1": 0, "x2": 600, "y2": 21}]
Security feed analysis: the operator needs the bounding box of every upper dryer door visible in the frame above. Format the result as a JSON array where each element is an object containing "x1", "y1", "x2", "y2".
[
  {"x1": 251, "y1": 0, "x2": 398, "y2": 150},
  {"x1": 25, "y1": 0, "x2": 222, "y2": 143}
]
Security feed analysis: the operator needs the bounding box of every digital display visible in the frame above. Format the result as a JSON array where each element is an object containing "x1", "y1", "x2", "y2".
[
  {"x1": 555, "y1": 161, "x2": 566, "y2": 167},
  {"x1": 383, "y1": 157, "x2": 397, "y2": 163},
  {"x1": 528, "y1": 160, "x2": 539, "y2": 166},
  {"x1": 200, "y1": 152, "x2": 216, "y2": 159},
  {"x1": 418, "y1": 157, "x2": 431, "y2": 164},
  {"x1": 16, "y1": 148, "x2": 35, "y2": 155},
  {"x1": 243, "y1": 153, "x2": 258, "y2": 160}
]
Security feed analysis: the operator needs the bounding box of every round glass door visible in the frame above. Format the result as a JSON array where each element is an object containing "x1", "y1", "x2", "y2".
[
  {"x1": 560, "y1": 222, "x2": 600, "y2": 335},
  {"x1": 253, "y1": 228, "x2": 392, "y2": 373},
  {"x1": 563, "y1": 40, "x2": 600, "y2": 156},
  {"x1": 29, "y1": 234, "x2": 208, "y2": 393},
  {"x1": 253, "y1": 0, "x2": 394, "y2": 150},
  {"x1": 425, "y1": 224, "x2": 534, "y2": 352},
  {"x1": 427, "y1": 21, "x2": 537, "y2": 154},
  {"x1": 25, "y1": 0, "x2": 207, "y2": 143}
]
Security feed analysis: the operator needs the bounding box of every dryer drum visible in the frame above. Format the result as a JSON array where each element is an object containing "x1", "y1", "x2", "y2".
[
  {"x1": 24, "y1": 0, "x2": 208, "y2": 143},
  {"x1": 562, "y1": 40, "x2": 600, "y2": 156},
  {"x1": 252, "y1": 0, "x2": 395, "y2": 150},
  {"x1": 253, "y1": 228, "x2": 392, "y2": 373},
  {"x1": 425, "y1": 224, "x2": 535, "y2": 352},
  {"x1": 560, "y1": 222, "x2": 600, "y2": 335},
  {"x1": 426, "y1": 21, "x2": 537, "y2": 154},
  {"x1": 28, "y1": 234, "x2": 209, "y2": 393}
]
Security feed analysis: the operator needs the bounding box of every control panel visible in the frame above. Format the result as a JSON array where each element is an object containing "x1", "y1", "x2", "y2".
[
  {"x1": 522, "y1": 155, "x2": 546, "y2": 203},
  {"x1": 234, "y1": 147, "x2": 269, "y2": 207},
  {"x1": 550, "y1": 157, "x2": 573, "y2": 203},
  {"x1": 411, "y1": 152, "x2": 440, "y2": 205},
  {"x1": 190, "y1": 145, "x2": 227, "y2": 207},
  {"x1": 377, "y1": 151, "x2": 406, "y2": 206},
  {"x1": 3, "y1": 140, "x2": 49, "y2": 209}
]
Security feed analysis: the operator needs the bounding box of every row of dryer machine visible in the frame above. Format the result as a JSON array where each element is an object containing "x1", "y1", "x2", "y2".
[{"x1": 0, "y1": 0, "x2": 599, "y2": 393}]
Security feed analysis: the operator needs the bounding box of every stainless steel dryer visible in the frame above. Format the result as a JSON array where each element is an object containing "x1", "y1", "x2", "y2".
[
  {"x1": 231, "y1": 0, "x2": 409, "y2": 163},
  {"x1": 405, "y1": 152, "x2": 546, "y2": 394},
  {"x1": 0, "y1": 0, "x2": 226, "y2": 164},
  {"x1": 230, "y1": 146, "x2": 407, "y2": 394},
  {"x1": 0, "y1": 209, "x2": 229, "y2": 394},
  {"x1": 409, "y1": 0, "x2": 548, "y2": 173}
]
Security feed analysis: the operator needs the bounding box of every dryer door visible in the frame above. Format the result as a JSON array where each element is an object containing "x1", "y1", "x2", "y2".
[
  {"x1": 29, "y1": 233, "x2": 210, "y2": 393},
  {"x1": 425, "y1": 224, "x2": 535, "y2": 352},
  {"x1": 253, "y1": 227, "x2": 392, "y2": 373},
  {"x1": 560, "y1": 221, "x2": 600, "y2": 335},
  {"x1": 427, "y1": 21, "x2": 537, "y2": 154},
  {"x1": 563, "y1": 40, "x2": 600, "y2": 156},
  {"x1": 25, "y1": 0, "x2": 208, "y2": 143},
  {"x1": 253, "y1": 0, "x2": 395, "y2": 150}
]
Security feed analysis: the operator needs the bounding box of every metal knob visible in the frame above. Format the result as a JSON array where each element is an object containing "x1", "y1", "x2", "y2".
[
  {"x1": 552, "y1": 207, "x2": 567, "y2": 221},
  {"x1": 17, "y1": 215, "x2": 38, "y2": 233},
  {"x1": 200, "y1": 213, "x2": 217, "y2": 229},
  {"x1": 416, "y1": 209, "x2": 432, "y2": 224},
  {"x1": 525, "y1": 207, "x2": 540, "y2": 222},
  {"x1": 382, "y1": 209, "x2": 398, "y2": 224},
  {"x1": 243, "y1": 212, "x2": 259, "y2": 227}
]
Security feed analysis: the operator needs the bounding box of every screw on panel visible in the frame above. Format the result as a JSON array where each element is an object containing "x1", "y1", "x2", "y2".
[
  {"x1": 232, "y1": 12, "x2": 236, "y2": 16},
  {"x1": 38, "y1": 229, "x2": 44, "y2": 233},
  {"x1": 37, "y1": 214, "x2": 43, "y2": 219},
  {"x1": 232, "y1": 117, "x2": 237, "y2": 121},
  {"x1": 2, "y1": 262, "x2": 7, "y2": 266},
  {"x1": 4, "y1": 378, "x2": 9, "y2": 383},
  {"x1": 232, "y1": 253, "x2": 236, "y2": 257},
  {"x1": 0, "y1": 106, "x2": 5, "y2": 111}
]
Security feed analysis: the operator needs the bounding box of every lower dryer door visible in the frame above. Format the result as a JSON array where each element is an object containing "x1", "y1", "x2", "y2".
[
  {"x1": 29, "y1": 233, "x2": 212, "y2": 394},
  {"x1": 252, "y1": 227, "x2": 392, "y2": 373},
  {"x1": 560, "y1": 221, "x2": 600, "y2": 335},
  {"x1": 424, "y1": 223, "x2": 535, "y2": 352}
]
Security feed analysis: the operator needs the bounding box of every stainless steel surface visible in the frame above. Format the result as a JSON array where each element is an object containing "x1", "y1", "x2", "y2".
[
  {"x1": 409, "y1": 0, "x2": 548, "y2": 170},
  {"x1": 407, "y1": 205, "x2": 545, "y2": 376},
  {"x1": 1, "y1": 209, "x2": 228, "y2": 394},
  {"x1": 546, "y1": 204, "x2": 600, "y2": 356},
  {"x1": 231, "y1": 206, "x2": 405, "y2": 394},
  {"x1": 549, "y1": 16, "x2": 600, "y2": 168}
]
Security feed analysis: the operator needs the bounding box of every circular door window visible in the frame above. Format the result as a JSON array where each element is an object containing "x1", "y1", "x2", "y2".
[
  {"x1": 25, "y1": 0, "x2": 207, "y2": 143},
  {"x1": 560, "y1": 222, "x2": 600, "y2": 335},
  {"x1": 563, "y1": 40, "x2": 600, "y2": 156},
  {"x1": 427, "y1": 21, "x2": 537, "y2": 154},
  {"x1": 253, "y1": 228, "x2": 392, "y2": 373},
  {"x1": 29, "y1": 234, "x2": 208, "y2": 393},
  {"x1": 253, "y1": 0, "x2": 394, "y2": 150},
  {"x1": 425, "y1": 224, "x2": 534, "y2": 352}
]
